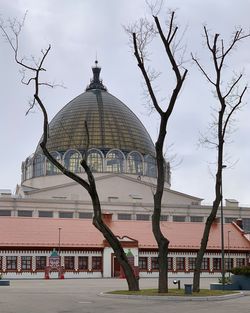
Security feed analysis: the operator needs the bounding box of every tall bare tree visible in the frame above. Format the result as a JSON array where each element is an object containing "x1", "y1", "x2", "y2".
[
  {"x1": 191, "y1": 27, "x2": 250, "y2": 292},
  {"x1": 0, "y1": 16, "x2": 139, "y2": 291},
  {"x1": 126, "y1": 11, "x2": 188, "y2": 293}
]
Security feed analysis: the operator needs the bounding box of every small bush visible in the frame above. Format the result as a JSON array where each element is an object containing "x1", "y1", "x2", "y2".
[
  {"x1": 231, "y1": 266, "x2": 250, "y2": 276},
  {"x1": 218, "y1": 276, "x2": 231, "y2": 284}
]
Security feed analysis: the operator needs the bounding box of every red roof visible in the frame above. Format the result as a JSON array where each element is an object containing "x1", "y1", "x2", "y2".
[{"x1": 0, "y1": 217, "x2": 249, "y2": 251}]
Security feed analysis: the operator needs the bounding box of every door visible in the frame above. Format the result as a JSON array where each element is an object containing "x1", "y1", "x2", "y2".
[{"x1": 112, "y1": 255, "x2": 120, "y2": 278}]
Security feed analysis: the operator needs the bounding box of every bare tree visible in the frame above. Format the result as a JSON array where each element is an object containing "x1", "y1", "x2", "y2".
[
  {"x1": 126, "y1": 11, "x2": 187, "y2": 293},
  {"x1": 191, "y1": 27, "x2": 249, "y2": 292},
  {"x1": 0, "y1": 16, "x2": 139, "y2": 291}
]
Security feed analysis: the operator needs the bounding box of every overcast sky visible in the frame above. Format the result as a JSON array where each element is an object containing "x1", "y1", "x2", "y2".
[{"x1": 0, "y1": 0, "x2": 250, "y2": 205}]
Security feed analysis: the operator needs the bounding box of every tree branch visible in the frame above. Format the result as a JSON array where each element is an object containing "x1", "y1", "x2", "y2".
[{"x1": 132, "y1": 32, "x2": 163, "y2": 115}]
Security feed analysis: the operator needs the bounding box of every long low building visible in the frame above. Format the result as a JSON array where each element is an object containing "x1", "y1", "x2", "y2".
[{"x1": 0, "y1": 215, "x2": 248, "y2": 279}]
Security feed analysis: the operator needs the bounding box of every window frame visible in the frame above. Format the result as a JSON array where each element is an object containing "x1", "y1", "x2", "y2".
[
  {"x1": 64, "y1": 256, "x2": 75, "y2": 270},
  {"x1": 201, "y1": 257, "x2": 210, "y2": 271},
  {"x1": 176, "y1": 257, "x2": 185, "y2": 271},
  {"x1": 92, "y1": 256, "x2": 102, "y2": 271},
  {"x1": 78, "y1": 256, "x2": 88, "y2": 270},
  {"x1": 213, "y1": 258, "x2": 221, "y2": 271},
  {"x1": 151, "y1": 257, "x2": 159, "y2": 271},
  {"x1": 172, "y1": 215, "x2": 186, "y2": 222},
  {"x1": 236, "y1": 258, "x2": 245, "y2": 268},
  {"x1": 6, "y1": 256, "x2": 17, "y2": 271},
  {"x1": 168, "y1": 257, "x2": 173, "y2": 271},
  {"x1": 136, "y1": 214, "x2": 150, "y2": 221},
  {"x1": 188, "y1": 257, "x2": 196, "y2": 271},
  {"x1": 139, "y1": 257, "x2": 148, "y2": 271},
  {"x1": 117, "y1": 213, "x2": 132, "y2": 220},
  {"x1": 21, "y1": 256, "x2": 32, "y2": 271},
  {"x1": 36, "y1": 256, "x2": 47, "y2": 271}
]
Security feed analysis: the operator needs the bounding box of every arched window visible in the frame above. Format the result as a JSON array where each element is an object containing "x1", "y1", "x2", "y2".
[
  {"x1": 106, "y1": 149, "x2": 125, "y2": 173},
  {"x1": 87, "y1": 149, "x2": 103, "y2": 172},
  {"x1": 63, "y1": 150, "x2": 82, "y2": 173},
  {"x1": 26, "y1": 158, "x2": 33, "y2": 179},
  {"x1": 46, "y1": 152, "x2": 61, "y2": 175},
  {"x1": 21, "y1": 162, "x2": 26, "y2": 181},
  {"x1": 33, "y1": 154, "x2": 45, "y2": 177},
  {"x1": 144, "y1": 155, "x2": 157, "y2": 177},
  {"x1": 127, "y1": 152, "x2": 143, "y2": 175},
  {"x1": 164, "y1": 161, "x2": 171, "y2": 184}
]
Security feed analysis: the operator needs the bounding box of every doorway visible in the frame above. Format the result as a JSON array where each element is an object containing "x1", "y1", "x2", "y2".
[{"x1": 112, "y1": 255, "x2": 120, "y2": 277}]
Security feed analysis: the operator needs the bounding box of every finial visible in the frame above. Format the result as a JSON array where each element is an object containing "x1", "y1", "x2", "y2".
[{"x1": 86, "y1": 60, "x2": 107, "y2": 91}]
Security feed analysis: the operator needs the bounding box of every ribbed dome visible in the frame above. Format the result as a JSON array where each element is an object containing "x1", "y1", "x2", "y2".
[{"x1": 36, "y1": 66, "x2": 155, "y2": 156}]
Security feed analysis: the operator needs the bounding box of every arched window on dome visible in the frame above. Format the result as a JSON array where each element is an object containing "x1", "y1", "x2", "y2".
[
  {"x1": 63, "y1": 150, "x2": 82, "y2": 173},
  {"x1": 87, "y1": 149, "x2": 103, "y2": 172},
  {"x1": 127, "y1": 152, "x2": 143, "y2": 175},
  {"x1": 21, "y1": 162, "x2": 25, "y2": 181},
  {"x1": 46, "y1": 152, "x2": 61, "y2": 175},
  {"x1": 106, "y1": 149, "x2": 125, "y2": 173},
  {"x1": 33, "y1": 154, "x2": 45, "y2": 177},
  {"x1": 25, "y1": 157, "x2": 33, "y2": 180},
  {"x1": 144, "y1": 155, "x2": 157, "y2": 177}
]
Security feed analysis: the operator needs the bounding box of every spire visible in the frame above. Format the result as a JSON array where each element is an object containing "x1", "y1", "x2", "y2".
[{"x1": 86, "y1": 60, "x2": 107, "y2": 91}]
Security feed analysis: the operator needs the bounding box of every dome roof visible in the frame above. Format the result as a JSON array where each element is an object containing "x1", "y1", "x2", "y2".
[{"x1": 36, "y1": 64, "x2": 155, "y2": 156}]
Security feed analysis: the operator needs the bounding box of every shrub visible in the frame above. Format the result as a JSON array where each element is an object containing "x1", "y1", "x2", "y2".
[
  {"x1": 231, "y1": 266, "x2": 250, "y2": 276},
  {"x1": 218, "y1": 276, "x2": 231, "y2": 284}
]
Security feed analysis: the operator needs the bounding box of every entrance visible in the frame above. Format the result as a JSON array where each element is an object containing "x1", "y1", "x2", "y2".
[{"x1": 112, "y1": 255, "x2": 120, "y2": 277}]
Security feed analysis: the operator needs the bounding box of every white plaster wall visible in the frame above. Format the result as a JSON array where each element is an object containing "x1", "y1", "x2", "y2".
[
  {"x1": 20, "y1": 173, "x2": 199, "y2": 206},
  {"x1": 103, "y1": 247, "x2": 112, "y2": 278}
]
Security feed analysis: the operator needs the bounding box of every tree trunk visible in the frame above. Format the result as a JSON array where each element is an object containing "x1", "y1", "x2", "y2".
[
  {"x1": 152, "y1": 193, "x2": 169, "y2": 292},
  {"x1": 192, "y1": 198, "x2": 220, "y2": 291},
  {"x1": 40, "y1": 142, "x2": 140, "y2": 291},
  {"x1": 193, "y1": 126, "x2": 224, "y2": 292},
  {"x1": 90, "y1": 189, "x2": 139, "y2": 291},
  {"x1": 152, "y1": 118, "x2": 170, "y2": 293}
]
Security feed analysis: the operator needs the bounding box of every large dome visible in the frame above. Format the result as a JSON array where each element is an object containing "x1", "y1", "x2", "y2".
[
  {"x1": 36, "y1": 64, "x2": 154, "y2": 156},
  {"x1": 38, "y1": 85, "x2": 154, "y2": 156},
  {"x1": 22, "y1": 63, "x2": 171, "y2": 184}
]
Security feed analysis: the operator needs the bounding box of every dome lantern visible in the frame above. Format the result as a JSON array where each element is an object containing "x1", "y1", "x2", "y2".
[{"x1": 86, "y1": 60, "x2": 107, "y2": 91}]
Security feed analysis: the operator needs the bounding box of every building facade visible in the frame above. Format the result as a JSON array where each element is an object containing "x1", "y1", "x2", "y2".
[
  {"x1": 0, "y1": 217, "x2": 248, "y2": 280},
  {"x1": 1, "y1": 63, "x2": 250, "y2": 280}
]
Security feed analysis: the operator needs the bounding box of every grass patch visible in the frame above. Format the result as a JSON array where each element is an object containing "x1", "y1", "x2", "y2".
[{"x1": 108, "y1": 288, "x2": 237, "y2": 297}]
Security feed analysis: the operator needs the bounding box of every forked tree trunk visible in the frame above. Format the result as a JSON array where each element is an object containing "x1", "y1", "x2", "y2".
[
  {"x1": 91, "y1": 196, "x2": 139, "y2": 291},
  {"x1": 193, "y1": 106, "x2": 224, "y2": 292},
  {"x1": 130, "y1": 13, "x2": 188, "y2": 292}
]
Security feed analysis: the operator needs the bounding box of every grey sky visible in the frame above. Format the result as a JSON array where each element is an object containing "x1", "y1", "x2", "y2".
[{"x1": 0, "y1": 0, "x2": 250, "y2": 205}]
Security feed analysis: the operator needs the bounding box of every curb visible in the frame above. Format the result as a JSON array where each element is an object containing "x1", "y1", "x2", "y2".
[{"x1": 99, "y1": 291, "x2": 245, "y2": 301}]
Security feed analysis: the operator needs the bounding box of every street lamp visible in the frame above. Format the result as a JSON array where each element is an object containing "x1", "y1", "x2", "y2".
[
  {"x1": 58, "y1": 227, "x2": 62, "y2": 263},
  {"x1": 228, "y1": 230, "x2": 231, "y2": 277},
  {"x1": 220, "y1": 165, "x2": 227, "y2": 290}
]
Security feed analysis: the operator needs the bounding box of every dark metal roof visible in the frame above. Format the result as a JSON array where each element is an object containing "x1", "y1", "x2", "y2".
[{"x1": 36, "y1": 66, "x2": 155, "y2": 156}]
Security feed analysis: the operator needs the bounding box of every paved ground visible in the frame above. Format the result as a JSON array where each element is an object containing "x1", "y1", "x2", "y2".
[{"x1": 0, "y1": 278, "x2": 250, "y2": 313}]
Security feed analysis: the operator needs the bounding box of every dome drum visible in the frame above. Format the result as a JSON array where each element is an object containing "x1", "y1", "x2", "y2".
[{"x1": 22, "y1": 148, "x2": 171, "y2": 184}]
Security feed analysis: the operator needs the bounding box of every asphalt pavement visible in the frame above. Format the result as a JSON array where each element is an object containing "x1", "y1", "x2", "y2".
[{"x1": 0, "y1": 278, "x2": 250, "y2": 313}]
